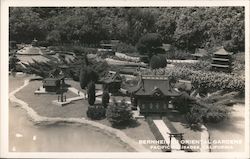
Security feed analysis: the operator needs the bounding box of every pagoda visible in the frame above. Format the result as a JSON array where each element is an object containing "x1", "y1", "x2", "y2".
[{"x1": 211, "y1": 47, "x2": 232, "y2": 73}]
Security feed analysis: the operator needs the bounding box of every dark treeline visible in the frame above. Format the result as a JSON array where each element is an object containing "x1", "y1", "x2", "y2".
[{"x1": 9, "y1": 7, "x2": 245, "y2": 52}]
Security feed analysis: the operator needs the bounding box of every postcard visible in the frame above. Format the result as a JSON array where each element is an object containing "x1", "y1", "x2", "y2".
[{"x1": 1, "y1": 0, "x2": 249, "y2": 158}]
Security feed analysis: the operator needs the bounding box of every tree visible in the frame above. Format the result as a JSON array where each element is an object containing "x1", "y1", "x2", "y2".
[
  {"x1": 173, "y1": 8, "x2": 206, "y2": 52},
  {"x1": 87, "y1": 81, "x2": 96, "y2": 105},
  {"x1": 149, "y1": 54, "x2": 167, "y2": 69},
  {"x1": 150, "y1": 55, "x2": 160, "y2": 69},
  {"x1": 136, "y1": 33, "x2": 164, "y2": 58},
  {"x1": 102, "y1": 91, "x2": 110, "y2": 108},
  {"x1": 9, "y1": 8, "x2": 45, "y2": 43},
  {"x1": 126, "y1": 8, "x2": 157, "y2": 44},
  {"x1": 79, "y1": 54, "x2": 98, "y2": 89},
  {"x1": 172, "y1": 92, "x2": 195, "y2": 114},
  {"x1": 79, "y1": 66, "x2": 88, "y2": 89},
  {"x1": 158, "y1": 54, "x2": 167, "y2": 68},
  {"x1": 46, "y1": 30, "x2": 61, "y2": 45},
  {"x1": 106, "y1": 99, "x2": 133, "y2": 127},
  {"x1": 9, "y1": 54, "x2": 19, "y2": 72},
  {"x1": 156, "y1": 9, "x2": 177, "y2": 43}
]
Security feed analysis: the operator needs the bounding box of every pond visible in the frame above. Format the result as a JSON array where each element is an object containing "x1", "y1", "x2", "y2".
[{"x1": 9, "y1": 104, "x2": 133, "y2": 152}]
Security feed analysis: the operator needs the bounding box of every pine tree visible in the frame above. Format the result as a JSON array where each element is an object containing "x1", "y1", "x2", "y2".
[
  {"x1": 87, "y1": 81, "x2": 96, "y2": 105},
  {"x1": 102, "y1": 91, "x2": 110, "y2": 108}
]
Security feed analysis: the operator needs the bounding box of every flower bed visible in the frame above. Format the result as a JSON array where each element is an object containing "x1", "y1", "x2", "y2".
[{"x1": 142, "y1": 66, "x2": 245, "y2": 93}]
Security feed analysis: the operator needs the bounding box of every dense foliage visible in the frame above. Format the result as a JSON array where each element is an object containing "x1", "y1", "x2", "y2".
[
  {"x1": 172, "y1": 92, "x2": 196, "y2": 114},
  {"x1": 10, "y1": 7, "x2": 245, "y2": 53},
  {"x1": 106, "y1": 99, "x2": 133, "y2": 127},
  {"x1": 142, "y1": 66, "x2": 245, "y2": 93},
  {"x1": 9, "y1": 54, "x2": 19, "y2": 71},
  {"x1": 80, "y1": 66, "x2": 98, "y2": 89},
  {"x1": 136, "y1": 33, "x2": 164, "y2": 57},
  {"x1": 172, "y1": 91, "x2": 233, "y2": 129},
  {"x1": 150, "y1": 54, "x2": 167, "y2": 69},
  {"x1": 102, "y1": 91, "x2": 110, "y2": 108},
  {"x1": 79, "y1": 66, "x2": 88, "y2": 89},
  {"x1": 87, "y1": 81, "x2": 96, "y2": 105},
  {"x1": 185, "y1": 99, "x2": 231, "y2": 128},
  {"x1": 86, "y1": 105, "x2": 106, "y2": 120}
]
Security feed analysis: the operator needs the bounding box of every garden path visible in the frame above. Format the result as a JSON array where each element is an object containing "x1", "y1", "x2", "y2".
[{"x1": 153, "y1": 120, "x2": 183, "y2": 152}]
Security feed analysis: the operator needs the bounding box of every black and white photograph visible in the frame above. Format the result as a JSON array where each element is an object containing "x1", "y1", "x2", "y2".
[{"x1": 1, "y1": 0, "x2": 249, "y2": 158}]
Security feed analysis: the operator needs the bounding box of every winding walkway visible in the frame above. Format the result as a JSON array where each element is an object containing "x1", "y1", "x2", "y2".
[{"x1": 9, "y1": 78, "x2": 150, "y2": 152}]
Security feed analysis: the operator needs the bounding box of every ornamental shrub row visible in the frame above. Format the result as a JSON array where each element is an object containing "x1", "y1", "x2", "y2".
[{"x1": 144, "y1": 66, "x2": 245, "y2": 93}]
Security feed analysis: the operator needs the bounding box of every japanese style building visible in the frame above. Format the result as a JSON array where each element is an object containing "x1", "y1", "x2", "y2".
[
  {"x1": 191, "y1": 48, "x2": 207, "y2": 60},
  {"x1": 42, "y1": 75, "x2": 65, "y2": 93},
  {"x1": 97, "y1": 44, "x2": 115, "y2": 57},
  {"x1": 100, "y1": 71, "x2": 122, "y2": 94},
  {"x1": 131, "y1": 75, "x2": 180, "y2": 115},
  {"x1": 211, "y1": 47, "x2": 232, "y2": 72}
]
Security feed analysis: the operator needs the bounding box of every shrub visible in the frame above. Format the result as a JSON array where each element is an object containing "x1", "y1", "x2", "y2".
[
  {"x1": 185, "y1": 105, "x2": 204, "y2": 129},
  {"x1": 143, "y1": 67, "x2": 245, "y2": 93},
  {"x1": 172, "y1": 92, "x2": 195, "y2": 114},
  {"x1": 166, "y1": 48, "x2": 192, "y2": 60},
  {"x1": 150, "y1": 55, "x2": 160, "y2": 69},
  {"x1": 37, "y1": 40, "x2": 50, "y2": 47},
  {"x1": 86, "y1": 105, "x2": 106, "y2": 120},
  {"x1": 174, "y1": 60, "x2": 211, "y2": 71},
  {"x1": 158, "y1": 54, "x2": 167, "y2": 68},
  {"x1": 185, "y1": 101, "x2": 231, "y2": 127},
  {"x1": 203, "y1": 105, "x2": 230, "y2": 123},
  {"x1": 48, "y1": 45, "x2": 97, "y2": 55},
  {"x1": 232, "y1": 53, "x2": 244, "y2": 76},
  {"x1": 87, "y1": 81, "x2": 96, "y2": 105},
  {"x1": 106, "y1": 99, "x2": 133, "y2": 127},
  {"x1": 136, "y1": 33, "x2": 163, "y2": 58},
  {"x1": 150, "y1": 55, "x2": 167, "y2": 69},
  {"x1": 113, "y1": 42, "x2": 137, "y2": 53},
  {"x1": 9, "y1": 55, "x2": 19, "y2": 71},
  {"x1": 102, "y1": 91, "x2": 110, "y2": 108}
]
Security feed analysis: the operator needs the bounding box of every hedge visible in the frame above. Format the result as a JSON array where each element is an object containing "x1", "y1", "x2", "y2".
[{"x1": 143, "y1": 67, "x2": 245, "y2": 93}]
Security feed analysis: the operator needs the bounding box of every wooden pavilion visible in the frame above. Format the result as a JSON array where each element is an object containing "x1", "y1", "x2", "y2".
[
  {"x1": 130, "y1": 75, "x2": 180, "y2": 115},
  {"x1": 100, "y1": 71, "x2": 122, "y2": 94}
]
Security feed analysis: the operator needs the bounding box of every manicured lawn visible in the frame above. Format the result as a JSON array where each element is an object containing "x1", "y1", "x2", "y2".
[
  {"x1": 15, "y1": 80, "x2": 88, "y2": 118},
  {"x1": 66, "y1": 80, "x2": 158, "y2": 151},
  {"x1": 9, "y1": 74, "x2": 26, "y2": 92},
  {"x1": 12, "y1": 77, "x2": 163, "y2": 151}
]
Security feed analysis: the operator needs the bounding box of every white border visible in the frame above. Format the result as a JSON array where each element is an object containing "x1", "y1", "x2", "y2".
[{"x1": 1, "y1": 0, "x2": 250, "y2": 158}]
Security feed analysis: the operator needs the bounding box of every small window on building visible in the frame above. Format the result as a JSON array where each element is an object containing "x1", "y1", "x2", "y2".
[
  {"x1": 141, "y1": 104, "x2": 145, "y2": 109},
  {"x1": 150, "y1": 103, "x2": 153, "y2": 109},
  {"x1": 156, "y1": 103, "x2": 159, "y2": 109}
]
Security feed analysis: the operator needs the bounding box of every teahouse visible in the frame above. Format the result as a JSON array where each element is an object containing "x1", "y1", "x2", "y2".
[
  {"x1": 42, "y1": 74, "x2": 65, "y2": 93},
  {"x1": 100, "y1": 71, "x2": 122, "y2": 94},
  {"x1": 131, "y1": 75, "x2": 180, "y2": 115}
]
